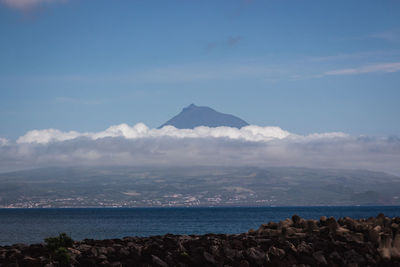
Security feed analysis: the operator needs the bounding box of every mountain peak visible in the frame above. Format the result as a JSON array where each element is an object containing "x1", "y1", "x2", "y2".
[
  {"x1": 183, "y1": 103, "x2": 197, "y2": 110},
  {"x1": 159, "y1": 104, "x2": 249, "y2": 129}
]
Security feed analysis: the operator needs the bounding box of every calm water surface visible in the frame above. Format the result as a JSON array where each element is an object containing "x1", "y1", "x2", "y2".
[{"x1": 1, "y1": 206, "x2": 400, "y2": 245}]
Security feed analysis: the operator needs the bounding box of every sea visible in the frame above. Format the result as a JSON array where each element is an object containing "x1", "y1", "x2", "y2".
[{"x1": 1, "y1": 206, "x2": 400, "y2": 246}]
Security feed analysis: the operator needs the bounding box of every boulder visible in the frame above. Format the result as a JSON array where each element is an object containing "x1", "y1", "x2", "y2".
[
  {"x1": 344, "y1": 249, "x2": 365, "y2": 265},
  {"x1": 152, "y1": 254, "x2": 168, "y2": 267},
  {"x1": 320, "y1": 216, "x2": 327, "y2": 226},
  {"x1": 369, "y1": 225, "x2": 382, "y2": 244},
  {"x1": 326, "y1": 217, "x2": 338, "y2": 232},
  {"x1": 267, "y1": 246, "x2": 285, "y2": 259},
  {"x1": 329, "y1": 251, "x2": 345, "y2": 265},
  {"x1": 203, "y1": 251, "x2": 216, "y2": 264},
  {"x1": 238, "y1": 260, "x2": 250, "y2": 267},
  {"x1": 392, "y1": 233, "x2": 400, "y2": 259},
  {"x1": 292, "y1": 215, "x2": 301, "y2": 226},
  {"x1": 312, "y1": 251, "x2": 327, "y2": 265},
  {"x1": 21, "y1": 256, "x2": 42, "y2": 267},
  {"x1": 297, "y1": 241, "x2": 313, "y2": 255},
  {"x1": 245, "y1": 247, "x2": 265, "y2": 266}
]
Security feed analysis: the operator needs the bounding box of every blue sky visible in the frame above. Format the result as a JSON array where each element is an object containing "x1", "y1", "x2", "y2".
[{"x1": 1, "y1": 0, "x2": 400, "y2": 139}]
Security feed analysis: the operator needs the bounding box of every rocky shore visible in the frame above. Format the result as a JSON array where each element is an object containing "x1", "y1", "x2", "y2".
[{"x1": 1, "y1": 213, "x2": 400, "y2": 266}]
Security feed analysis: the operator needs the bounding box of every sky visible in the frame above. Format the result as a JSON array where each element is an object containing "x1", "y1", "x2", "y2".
[
  {"x1": 1, "y1": 0, "x2": 400, "y2": 138},
  {"x1": 1, "y1": 0, "x2": 400, "y2": 174}
]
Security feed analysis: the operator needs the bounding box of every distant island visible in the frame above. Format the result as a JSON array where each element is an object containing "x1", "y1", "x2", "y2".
[
  {"x1": 1, "y1": 166, "x2": 399, "y2": 208},
  {"x1": 159, "y1": 104, "x2": 249, "y2": 129},
  {"x1": 1, "y1": 105, "x2": 399, "y2": 208}
]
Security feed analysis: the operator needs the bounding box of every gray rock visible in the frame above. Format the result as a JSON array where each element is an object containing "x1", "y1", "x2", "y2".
[
  {"x1": 246, "y1": 247, "x2": 265, "y2": 265},
  {"x1": 306, "y1": 220, "x2": 318, "y2": 233},
  {"x1": 329, "y1": 251, "x2": 344, "y2": 265},
  {"x1": 369, "y1": 225, "x2": 381, "y2": 244},
  {"x1": 110, "y1": 261, "x2": 122, "y2": 267},
  {"x1": 312, "y1": 251, "x2": 327, "y2": 265},
  {"x1": 106, "y1": 246, "x2": 116, "y2": 255},
  {"x1": 152, "y1": 254, "x2": 168, "y2": 267},
  {"x1": 285, "y1": 240, "x2": 297, "y2": 254},
  {"x1": 118, "y1": 247, "x2": 130, "y2": 256},
  {"x1": 297, "y1": 241, "x2": 313, "y2": 255},
  {"x1": 210, "y1": 245, "x2": 220, "y2": 257},
  {"x1": 320, "y1": 216, "x2": 327, "y2": 225},
  {"x1": 97, "y1": 246, "x2": 108, "y2": 255},
  {"x1": 327, "y1": 217, "x2": 338, "y2": 232},
  {"x1": 344, "y1": 249, "x2": 365, "y2": 264},
  {"x1": 203, "y1": 251, "x2": 216, "y2": 264},
  {"x1": 267, "y1": 246, "x2": 285, "y2": 259},
  {"x1": 76, "y1": 244, "x2": 92, "y2": 252},
  {"x1": 22, "y1": 256, "x2": 41, "y2": 266},
  {"x1": 100, "y1": 260, "x2": 110, "y2": 266},
  {"x1": 90, "y1": 247, "x2": 99, "y2": 257},
  {"x1": 224, "y1": 247, "x2": 236, "y2": 260},
  {"x1": 238, "y1": 260, "x2": 250, "y2": 267},
  {"x1": 248, "y1": 228, "x2": 256, "y2": 235},
  {"x1": 98, "y1": 254, "x2": 108, "y2": 261},
  {"x1": 68, "y1": 247, "x2": 81, "y2": 255},
  {"x1": 292, "y1": 215, "x2": 301, "y2": 225}
]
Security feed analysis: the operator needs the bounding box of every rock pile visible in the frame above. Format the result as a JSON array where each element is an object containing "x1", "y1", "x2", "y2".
[{"x1": 1, "y1": 213, "x2": 400, "y2": 266}]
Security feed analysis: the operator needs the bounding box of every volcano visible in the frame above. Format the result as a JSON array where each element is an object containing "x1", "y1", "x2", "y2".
[{"x1": 159, "y1": 104, "x2": 249, "y2": 129}]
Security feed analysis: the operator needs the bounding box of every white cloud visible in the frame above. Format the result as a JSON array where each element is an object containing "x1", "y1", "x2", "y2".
[
  {"x1": 0, "y1": 138, "x2": 8, "y2": 146},
  {"x1": 3, "y1": 123, "x2": 400, "y2": 175},
  {"x1": 305, "y1": 132, "x2": 349, "y2": 139},
  {"x1": 17, "y1": 123, "x2": 293, "y2": 144},
  {"x1": 324, "y1": 62, "x2": 400, "y2": 76},
  {"x1": 1, "y1": 0, "x2": 64, "y2": 9},
  {"x1": 17, "y1": 128, "x2": 83, "y2": 144}
]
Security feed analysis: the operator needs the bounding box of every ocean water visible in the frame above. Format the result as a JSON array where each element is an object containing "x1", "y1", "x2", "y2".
[{"x1": 1, "y1": 206, "x2": 400, "y2": 245}]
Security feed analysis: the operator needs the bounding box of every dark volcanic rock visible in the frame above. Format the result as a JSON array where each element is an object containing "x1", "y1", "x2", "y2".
[{"x1": 1, "y1": 214, "x2": 400, "y2": 266}]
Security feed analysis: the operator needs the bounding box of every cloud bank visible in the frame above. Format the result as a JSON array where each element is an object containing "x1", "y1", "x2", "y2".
[
  {"x1": 1, "y1": 123, "x2": 400, "y2": 175},
  {"x1": 16, "y1": 124, "x2": 294, "y2": 144}
]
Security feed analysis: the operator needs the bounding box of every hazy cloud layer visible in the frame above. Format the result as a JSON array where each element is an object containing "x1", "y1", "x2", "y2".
[
  {"x1": 324, "y1": 62, "x2": 400, "y2": 76},
  {"x1": 1, "y1": 124, "x2": 399, "y2": 175}
]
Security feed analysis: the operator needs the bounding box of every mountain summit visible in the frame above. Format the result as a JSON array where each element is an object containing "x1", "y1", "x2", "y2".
[{"x1": 159, "y1": 104, "x2": 249, "y2": 129}]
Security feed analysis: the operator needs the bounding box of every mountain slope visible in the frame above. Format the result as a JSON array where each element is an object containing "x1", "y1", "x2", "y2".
[
  {"x1": 1, "y1": 166, "x2": 400, "y2": 207},
  {"x1": 159, "y1": 104, "x2": 249, "y2": 129}
]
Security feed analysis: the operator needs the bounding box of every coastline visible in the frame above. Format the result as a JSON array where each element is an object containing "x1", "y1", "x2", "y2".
[
  {"x1": 1, "y1": 214, "x2": 400, "y2": 266},
  {"x1": 2, "y1": 206, "x2": 400, "y2": 246}
]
